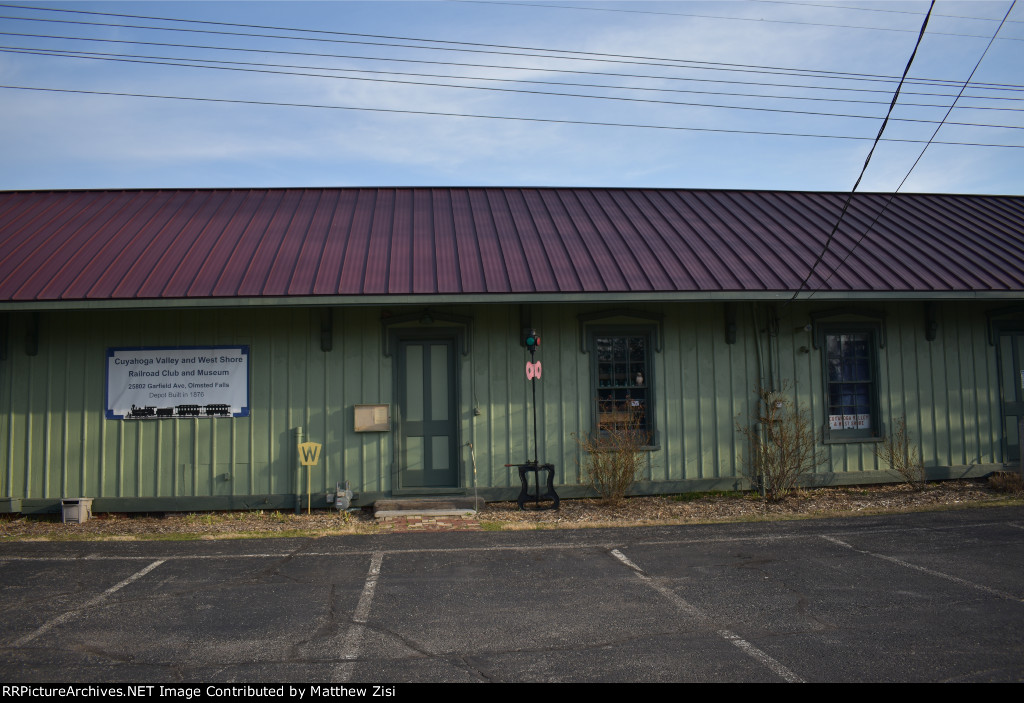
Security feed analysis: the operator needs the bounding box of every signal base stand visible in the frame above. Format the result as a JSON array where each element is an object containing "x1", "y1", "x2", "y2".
[{"x1": 508, "y1": 461, "x2": 560, "y2": 511}]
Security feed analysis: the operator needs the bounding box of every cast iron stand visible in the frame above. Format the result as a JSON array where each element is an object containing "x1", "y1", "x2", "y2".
[{"x1": 506, "y1": 461, "x2": 559, "y2": 510}]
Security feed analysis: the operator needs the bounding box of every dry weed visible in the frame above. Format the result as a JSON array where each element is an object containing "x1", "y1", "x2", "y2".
[
  {"x1": 875, "y1": 416, "x2": 927, "y2": 490},
  {"x1": 574, "y1": 401, "x2": 649, "y2": 504},
  {"x1": 989, "y1": 471, "x2": 1024, "y2": 495},
  {"x1": 737, "y1": 385, "x2": 828, "y2": 501}
]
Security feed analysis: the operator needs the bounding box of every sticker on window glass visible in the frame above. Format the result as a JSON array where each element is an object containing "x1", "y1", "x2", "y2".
[{"x1": 830, "y1": 414, "x2": 870, "y2": 430}]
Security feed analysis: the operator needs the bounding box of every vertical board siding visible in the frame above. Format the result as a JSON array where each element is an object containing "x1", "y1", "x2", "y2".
[{"x1": 0, "y1": 301, "x2": 1007, "y2": 508}]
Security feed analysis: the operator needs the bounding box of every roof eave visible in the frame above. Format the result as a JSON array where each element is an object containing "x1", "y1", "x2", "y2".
[{"x1": 1, "y1": 290, "x2": 1023, "y2": 312}]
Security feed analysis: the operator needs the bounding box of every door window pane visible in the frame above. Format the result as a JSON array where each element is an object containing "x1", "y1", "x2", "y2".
[
  {"x1": 404, "y1": 344, "x2": 423, "y2": 422},
  {"x1": 430, "y1": 344, "x2": 449, "y2": 422}
]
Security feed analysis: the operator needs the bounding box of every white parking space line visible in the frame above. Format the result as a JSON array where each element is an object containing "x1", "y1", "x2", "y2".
[
  {"x1": 1, "y1": 518, "x2": 1021, "y2": 564},
  {"x1": 0, "y1": 553, "x2": 314, "y2": 562},
  {"x1": 610, "y1": 549, "x2": 804, "y2": 683},
  {"x1": 12, "y1": 559, "x2": 165, "y2": 647},
  {"x1": 0, "y1": 545, "x2": 624, "y2": 562},
  {"x1": 335, "y1": 551, "x2": 384, "y2": 682},
  {"x1": 819, "y1": 535, "x2": 1024, "y2": 603},
  {"x1": 609, "y1": 549, "x2": 645, "y2": 574}
]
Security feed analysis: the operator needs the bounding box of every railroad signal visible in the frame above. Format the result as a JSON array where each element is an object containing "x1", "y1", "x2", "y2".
[{"x1": 524, "y1": 329, "x2": 541, "y2": 353}]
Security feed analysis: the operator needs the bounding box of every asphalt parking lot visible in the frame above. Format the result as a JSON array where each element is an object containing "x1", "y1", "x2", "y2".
[{"x1": 2, "y1": 506, "x2": 1023, "y2": 683}]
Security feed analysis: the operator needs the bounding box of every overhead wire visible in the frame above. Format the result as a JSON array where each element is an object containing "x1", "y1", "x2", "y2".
[
  {"x1": 7, "y1": 2, "x2": 1019, "y2": 67},
  {"x1": 749, "y1": 0, "x2": 1019, "y2": 26},
  {"x1": 749, "y1": 0, "x2": 1023, "y2": 24},
  {"x1": 0, "y1": 42, "x2": 986, "y2": 110},
  {"x1": 802, "y1": 0, "x2": 1020, "y2": 299},
  {"x1": 5, "y1": 45, "x2": 1022, "y2": 133},
  {"x1": 7, "y1": 42, "x2": 1021, "y2": 112},
  {"x1": 2, "y1": 84, "x2": 1021, "y2": 150},
  {"x1": 451, "y1": 0, "x2": 1024, "y2": 40},
  {"x1": 4, "y1": 27, "x2": 1024, "y2": 106},
  {"x1": 785, "y1": 0, "x2": 936, "y2": 305},
  {"x1": 1, "y1": 1, "x2": 1020, "y2": 154},
  {"x1": 9, "y1": 0, "x2": 1024, "y2": 36},
  {"x1": 1, "y1": 7, "x2": 1022, "y2": 92}
]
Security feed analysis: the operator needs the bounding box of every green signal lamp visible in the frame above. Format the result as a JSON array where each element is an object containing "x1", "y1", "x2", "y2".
[{"x1": 524, "y1": 329, "x2": 540, "y2": 353}]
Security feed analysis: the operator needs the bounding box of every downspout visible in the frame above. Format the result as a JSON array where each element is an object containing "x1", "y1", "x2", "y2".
[
  {"x1": 294, "y1": 426, "x2": 303, "y2": 514},
  {"x1": 469, "y1": 337, "x2": 478, "y2": 502},
  {"x1": 767, "y1": 304, "x2": 780, "y2": 392},
  {"x1": 749, "y1": 301, "x2": 779, "y2": 390},
  {"x1": 751, "y1": 302, "x2": 766, "y2": 391},
  {"x1": 749, "y1": 304, "x2": 765, "y2": 497}
]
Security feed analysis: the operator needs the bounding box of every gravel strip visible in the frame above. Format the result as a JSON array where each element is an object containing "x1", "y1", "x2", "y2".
[{"x1": 0, "y1": 479, "x2": 1020, "y2": 541}]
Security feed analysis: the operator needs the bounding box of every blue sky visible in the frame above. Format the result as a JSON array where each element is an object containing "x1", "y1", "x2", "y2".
[{"x1": 0, "y1": 0, "x2": 1021, "y2": 193}]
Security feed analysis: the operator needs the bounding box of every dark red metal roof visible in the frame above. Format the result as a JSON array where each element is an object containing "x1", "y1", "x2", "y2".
[{"x1": 0, "y1": 187, "x2": 1022, "y2": 303}]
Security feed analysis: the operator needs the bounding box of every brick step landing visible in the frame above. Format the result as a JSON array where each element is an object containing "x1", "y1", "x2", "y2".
[
  {"x1": 376, "y1": 515, "x2": 483, "y2": 532},
  {"x1": 373, "y1": 497, "x2": 484, "y2": 532}
]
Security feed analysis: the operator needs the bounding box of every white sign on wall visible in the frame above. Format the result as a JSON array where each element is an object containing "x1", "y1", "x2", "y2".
[
  {"x1": 828, "y1": 414, "x2": 872, "y2": 431},
  {"x1": 106, "y1": 346, "x2": 250, "y2": 420}
]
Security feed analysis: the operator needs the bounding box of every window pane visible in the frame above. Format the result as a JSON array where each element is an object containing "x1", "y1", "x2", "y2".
[
  {"x1": 629, "y1": 337, "x2": 644, "y2": 361},
  {"x1": 614, "y1": 362, "x2": 627, "y2": 386},
  {"x1": 827, "y1": 358, "x2": 842, "y2": 382},
  {"x1": 825, "y1": 331, "x2": 876, "y2": 436},
  {"x1": 593, "y1": 333, "x2": 651, "y2": 437}
]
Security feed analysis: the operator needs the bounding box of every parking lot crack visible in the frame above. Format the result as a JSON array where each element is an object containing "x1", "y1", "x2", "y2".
[
  {"x1": 253, "y1": 539, "x2": 321, "y2": 582},
  {"x1": 291, "y1": 584, "x2": 342, "y2": 659},
  {"x1": 458, "y1": 655, "x2": 498, "y2": 682}
]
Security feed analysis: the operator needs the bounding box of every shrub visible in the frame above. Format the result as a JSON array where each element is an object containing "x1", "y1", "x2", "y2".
[
  {"x1": 736, "y1": 385, "x2": 828, "y2": 501},
  {"x1": 574, "y1": 402, "x2": 649, "y2": 504},
  {"x1": 989, "y1": 471, "x2": 1024, "y2": 495},
  {"x1": 875, "y1": 415, "x2": 926, "y2": 490}
]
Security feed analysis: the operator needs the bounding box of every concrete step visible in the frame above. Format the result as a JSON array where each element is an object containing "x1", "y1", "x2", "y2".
[{"x1": 373, "y1": 496, "x2": 483, "y2": 518}]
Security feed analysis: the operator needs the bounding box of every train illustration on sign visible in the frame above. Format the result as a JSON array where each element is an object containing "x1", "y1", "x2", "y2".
[{"x1": 128, "y1": 404, "x2": 233, "y2": 418}]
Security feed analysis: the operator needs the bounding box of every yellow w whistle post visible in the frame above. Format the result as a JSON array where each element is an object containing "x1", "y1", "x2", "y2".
[
  {"x1": 298, "y1": 442, "x2": 322, "y2": 514},
  {"x1": 298, "y1": 442, "x2": 322, "y2": 466}
]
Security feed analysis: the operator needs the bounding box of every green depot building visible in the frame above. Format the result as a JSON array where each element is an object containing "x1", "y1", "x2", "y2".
[{"x1": 1, "y1": 187, "x2": 1022, "y2": 514}]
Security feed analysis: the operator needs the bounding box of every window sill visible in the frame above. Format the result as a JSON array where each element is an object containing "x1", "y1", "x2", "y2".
[
  {"x1": 588, "y1": 439, "x2": 660, "y2": 452},
  {"x1": 824, "y1": 435, "x2": 883, "y2": 445}
]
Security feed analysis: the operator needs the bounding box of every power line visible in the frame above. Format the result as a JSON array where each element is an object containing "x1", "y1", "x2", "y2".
[
  {"x1": 3, "y1": 84, "x2": 1021, "y2": 149},
  {"x1": 787, "y1": 0, "x2": 936, "y2": 304},
  {"x1": 9, "y1": 42, "x2": 1019, "y2": 112},
  {"x1": 9, "y1": 0, "x2": 1021, "y2": 65},
  {"x1": 5, "y1": 28, "x2": 1024, "y2": 106},
  {"x1": 805, "y1": 0, "x2": 1020, "y2": 299},
  {"x1": 749, "y1": 0, "x2": 1023, "y2": 24},
  {"x1": 1, "y1": 2, "x2": 1017, "y2": 193},
  {"x1": 2, "y1": 7, "x2": 1022, "y2": 92},
  {"x1": 452, "y1": 0, "x2": 1024, "y2": 40},
  {"x1": 7, "y1": 46, "x2": 1022, "y2": 132}
]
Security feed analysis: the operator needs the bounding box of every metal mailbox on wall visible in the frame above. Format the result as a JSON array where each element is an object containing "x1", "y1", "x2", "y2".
[
  {"x1": 354, "y1": 404, "x2": 390, "y2": 432},
  {"x1": 106, "y1": 346, "x2": 250, "y2": 419}
]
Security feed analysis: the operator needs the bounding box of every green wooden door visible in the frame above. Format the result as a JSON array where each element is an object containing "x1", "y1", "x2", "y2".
[
  {"x1": 998, "y1": 327, "x2": 1024, "y2": 464},
  {"x1": 396, "y1": 338, "x2": 459, "y2": 489}
]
